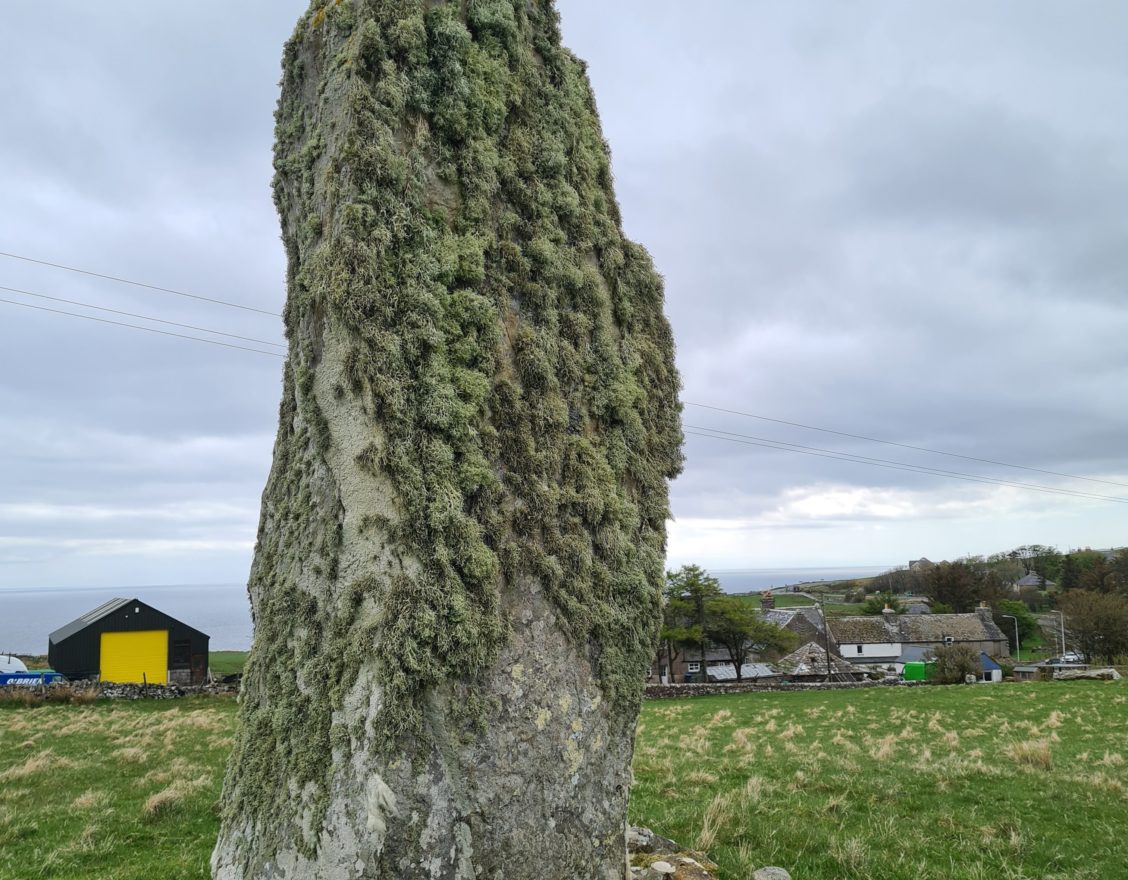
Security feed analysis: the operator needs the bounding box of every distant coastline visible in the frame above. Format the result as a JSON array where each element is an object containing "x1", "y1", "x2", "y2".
[
  {"x1": 711, "y1": 566, "x2": 894, "y2": 594},
  {"x1": 0, "y1": 566, "x2": 897, "y2": 654}
]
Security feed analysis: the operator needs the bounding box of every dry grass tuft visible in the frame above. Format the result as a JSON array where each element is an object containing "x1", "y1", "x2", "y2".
[
  {"x1": 831, "y1": 836, "x2": 868, "y2": 871},
  {"x1": 685, "y1": 769, "x2": 718, "y2": 786},
  {"x1": 0, "y1": 750, "x2": 75, "y2": 781},
  {"x1": 870, "y1": 735, "x2": 896, "y2": 761},
  {"x1": 696, "y1": 790, "x2": 735, "y2": 852},
  {"x1": 142, "y1": 786, "x2": 184, "y2": 818},
  {"x1": 1005, "y1": 739, "x2": 1053, "y2": 769},
  {"x1": 71, "y1": 789, "x2": 109, "y2": 810}
]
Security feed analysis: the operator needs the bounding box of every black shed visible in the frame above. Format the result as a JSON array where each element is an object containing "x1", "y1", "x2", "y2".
[{"x1": 48, "y1": 597, "x2": 210, "y2": 685}]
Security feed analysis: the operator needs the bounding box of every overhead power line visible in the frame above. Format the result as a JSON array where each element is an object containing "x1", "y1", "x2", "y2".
[
  {"x1": 0, "y1": 249, "x2": 281, "y2": 318},
  {"x1": 684, "y1": 426, "x2": 1128, "y2": 506},
  {"x1": 685, "y1": 400, "x2": 1128, "y2": 491},
  {"x1": 0, "y1": 297, "x2": 285, "y2": 358},
  {"x1": 0, "y1": 284, "x2": 287, "y2": 349}
]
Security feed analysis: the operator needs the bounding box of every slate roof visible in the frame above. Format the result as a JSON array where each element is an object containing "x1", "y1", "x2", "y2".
[
  {"x1": 898, "y1": 610, "x2": 1006, "y2": 644},
  {"x1": 776, "y1": 641, "x2": 862, "y2": 678},
  {"x1": 897, "y1": 645, "x2": 933, "y2": 664},
  {"x1": 1015, "y1": 574, "x2": 1055, "y2": 588},
  {"x1": 762, "y1": 607, "x2": 824, "y2": 633},
  {"x1": 829, "y1": 610, "x2": 1007, "y2": 647},
  {"x1": 828, "y1": 616, "x2": 899, "y2": 644}
]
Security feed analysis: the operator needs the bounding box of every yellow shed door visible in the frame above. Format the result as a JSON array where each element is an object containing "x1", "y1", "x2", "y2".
[{"x1": 100, "y1": 630, "x2": 168, "y2": 684}]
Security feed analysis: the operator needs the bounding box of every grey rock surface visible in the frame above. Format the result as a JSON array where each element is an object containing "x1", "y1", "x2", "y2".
[
  {"x1": 752, "y1": 868, "x2": 793, "y2": 880},
  {"x1": 211, "y1": 1, "x2": 681, "y2": 878}
]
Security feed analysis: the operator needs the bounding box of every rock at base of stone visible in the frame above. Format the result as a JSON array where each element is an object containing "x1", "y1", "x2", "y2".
[
  {"x1": 627, "y1": 827, "x2": 683, "y2": 855},
  {"x1": 752, "y1": 868, "x2": 793, "y2": 880},
  {"x1": 628, "y1": 826, "x2": 718, "y2": 880}
]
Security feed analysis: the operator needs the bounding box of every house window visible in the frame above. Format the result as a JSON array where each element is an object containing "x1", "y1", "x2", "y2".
[
  {"x1": 856, "y1": 645, "x2": 863, "y2": 654},
  {"x1": 687, "y1": 662, "x2": 701, "y2": 673},
  {"x1": 943, "y1": 635, "x2": 955, "y2": 646}
]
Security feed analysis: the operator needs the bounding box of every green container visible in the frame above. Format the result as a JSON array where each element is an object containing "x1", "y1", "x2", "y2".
[{"x1": 903, "y1": 661, "x2": 928, "y2": 681}]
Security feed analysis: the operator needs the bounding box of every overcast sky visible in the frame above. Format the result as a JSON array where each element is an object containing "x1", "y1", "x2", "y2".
[{"x1": 1, "y1": 1, "x2": 1126, "y2": 591}]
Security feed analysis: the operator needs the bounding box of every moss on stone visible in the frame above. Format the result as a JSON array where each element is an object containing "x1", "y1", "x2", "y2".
[{"x1": 220, "y1": 0, "x2": 682, "y2": 863}]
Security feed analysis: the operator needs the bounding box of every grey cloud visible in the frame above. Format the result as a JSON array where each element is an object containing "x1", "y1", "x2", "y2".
[{"x1": 2, "y1": 1, "x2": 1127, "y2": 587}]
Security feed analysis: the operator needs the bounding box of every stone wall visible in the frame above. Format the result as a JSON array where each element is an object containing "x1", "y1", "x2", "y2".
[
  {"x1": 644, "y1": 680, "x2": 929, "y2": 699},
  {"x1": 0, "y1": 681, "x2": 238, "y2": 702}
]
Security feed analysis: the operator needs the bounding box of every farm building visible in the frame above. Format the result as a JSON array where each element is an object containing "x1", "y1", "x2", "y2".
[
  {"x1": 829, "y1": 606, "x2": 1008, "y2": 672},
  {"x1": 48, "y1": 597, "x2": 209, "y2": 685}
]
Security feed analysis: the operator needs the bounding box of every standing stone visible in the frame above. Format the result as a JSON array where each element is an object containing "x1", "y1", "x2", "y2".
[{"x1": 212, "y1": 2, "x2": 682, "y2": 878}]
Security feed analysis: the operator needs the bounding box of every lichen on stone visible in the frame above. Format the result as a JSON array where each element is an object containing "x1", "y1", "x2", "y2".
[{"x1": 216, "y1": 0, "x2": 682, "y2": 873}]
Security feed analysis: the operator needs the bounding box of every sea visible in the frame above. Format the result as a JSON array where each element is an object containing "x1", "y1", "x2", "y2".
[
  {"x1": 0, "y1": 584, "x2": 251, "y2": 655},
  {"x1": 0, "y1": 565, "x2": 893, "y2": 655}
]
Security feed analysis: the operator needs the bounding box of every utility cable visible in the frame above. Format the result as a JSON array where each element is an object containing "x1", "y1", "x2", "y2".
[
  {"x1": 0, "y1": 297, "x2": 285, "y2": 358},
  {"x1": 0, "y1": 249, "x2": 281, "y2": 318},
  {"x1": 684, "y1": 427, "x2": 1128, "y2": 506},
  {"x1": 0, "y1": 284, "x2": 286, "y2": 349},
  {"x1": 684, "y1": 400, "x2": 1128, "y2": 491}
]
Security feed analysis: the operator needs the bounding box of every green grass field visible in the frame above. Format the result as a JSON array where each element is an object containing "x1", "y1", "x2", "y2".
[
  {"x1": 2, "y1": 683, "x2": 1126, "y2": 879},
  {"x1": 633, "y1": 682, "x2": 1128, "y2": 879},
  {"x1": 206, "y1": 651, "x2": 248, "y2": 678},
  {"x1": 0, "y1": 697, "x2": 235, "y2": 880},
  {"x1": 736, "y1": 593, "x2": 817, "y2": 610}
]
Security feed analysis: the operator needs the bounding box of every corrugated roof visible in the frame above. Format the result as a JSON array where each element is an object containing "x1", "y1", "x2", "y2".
[
  {"x1": 48, "y1": 597, "x2": 134, "y2": 644},
  {"x1": 707, "y1": 663, "x2": 779, "y2": 681}
]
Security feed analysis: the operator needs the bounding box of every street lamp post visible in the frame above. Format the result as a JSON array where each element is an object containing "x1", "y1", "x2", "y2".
[
  {"x1": 1002, "y1": 614, "x2": 1020, "y2": 661},
  {"x1": 1052, "y1": 609, "x2": 1066, "y2": 656}
]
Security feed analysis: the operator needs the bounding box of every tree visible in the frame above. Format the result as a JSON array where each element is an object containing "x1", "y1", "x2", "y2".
[
  {"x1": 1059, "y1": 553, "x2": 1082, "y2": 591},
  {"x1": 658, "y1": 593, "x2": 699, "y2": 683},
  {"x1": 703, "y1": 597, "x2": 796, "y2": 680},
  {"x1": 666, "y1": 565, "x2": 722, "y2": 682},
  {"x1": 1007, "y1": 544, "x2": 1062, "y2": 583},
  {"x1": 1113, "y1": 549, "x2": 1128, "y2": 596},
  {"x1": 930, "y1": 644, "x2": 981, "y2": 684},
  {"x1": 860, "y1": 593, "x2": 902, "y2": 615},
  {"x1": 1080, "y1": 555, "x2": 1117, "y2": 594},
  {"x1": 923, "y1": 561, "x2": 1003, "y2": 613},
  {"x1": 992, "y1": 600, "x2": 1037, "y2": 655},
  {"x1": 1059, "y1": 591, "x2": 1128, "y2": 664},
  {"x1": 213, "y1": 3, "x2": 683, "y2": 876}
]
